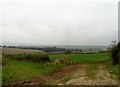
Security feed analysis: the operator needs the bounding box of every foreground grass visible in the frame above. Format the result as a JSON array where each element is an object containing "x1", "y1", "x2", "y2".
[
  {"x1": 2, "y1": 56, "x2": 64, "y2": 84},
  {"x1": 85, "y1": 64, "x2": 98, "y2": 79},
  {"x1": 105, "y1": 61, "x2": 119, "y2": 79},
  {"x1": 49, "y1": 53, "x2": 111, "y2": 64}
]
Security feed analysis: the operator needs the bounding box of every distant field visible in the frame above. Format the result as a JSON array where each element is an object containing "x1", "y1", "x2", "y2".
[
  {"x1": 2, "y1": 48, "x2": 42, "y2": 54},
  {"x1": 49, "y1": 53, "x2": 111, "y2": 64}
]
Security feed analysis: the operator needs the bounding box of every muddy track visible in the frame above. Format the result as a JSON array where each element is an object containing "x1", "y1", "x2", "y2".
[
  {"x1": 7, "y1": 64, "x2": 86, "y2": 85},
  {"x1": 6, "y1": 64, "x2": 118, "y2": 85},
  {"x1": 66, "y1": 64, "x2": 118, "y2": 85}
]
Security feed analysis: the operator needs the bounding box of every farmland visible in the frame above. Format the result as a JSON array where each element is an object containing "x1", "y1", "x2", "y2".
[
  {"x1": 2, "y1": 47, "x2": 41, "y2": 55},
  {"x1": 1, "y1": 47, "x2": 119, "y2": 85},
  {"x1": 49, "y1": 53, "x2": 110, "y2": 64}
]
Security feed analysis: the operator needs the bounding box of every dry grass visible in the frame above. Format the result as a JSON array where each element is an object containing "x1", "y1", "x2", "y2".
[{"x1": 2, "y1": 47, "x2": 42, "y2": 55}]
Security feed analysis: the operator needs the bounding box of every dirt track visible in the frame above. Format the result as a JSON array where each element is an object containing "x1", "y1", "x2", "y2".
[
  {"x1": 66, "y1": 64, "x2": 118, "y2": 85},
  {"x1": 7, "y1": 64, "x2": 118, "y2": 85}
]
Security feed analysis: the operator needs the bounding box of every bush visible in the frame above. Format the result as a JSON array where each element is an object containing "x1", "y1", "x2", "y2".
[
  {"x1": 54, "y1": 58, "x2": 71, "y2": 64},
  {"x1": 65, "y1": 50, "x2": 72, "y2": 54},
  {"x1": 108, "y1": 41, "x2": 119, "y2": 65},
  {"x1": 4, "y1": 53, "x2": 50, "y2": 63},
  {"x1": 99, "y1": 51, "x2": 107, "y2": 53},
  {"x1": 31, "y1": 53, "x2": 50, "y2": 62}
]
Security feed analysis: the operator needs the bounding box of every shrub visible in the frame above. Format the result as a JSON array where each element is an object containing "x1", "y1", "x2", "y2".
[
  {"x1": 4, "y1": 53, "x2": 50, "y2": 63},
  {"x1": 54, "y1": 58, "x2": 71, "y2": 64},
  {"x1": 31, "y1": 53, "x2": 50, "y2": 62},
  {"x1": 65, "y1": 50, "x2": 72, "y2": 54},
  {"x1": 108, "y1": 41, "x2": 119, "y2": 65},
  {"x1": 99, "y1": 51, "x2": 107, "y2": 53}
]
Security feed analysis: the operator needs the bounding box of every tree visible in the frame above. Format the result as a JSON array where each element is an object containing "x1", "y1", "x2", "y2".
[
  {"x1": 108, "y1": 41, "x2": 119, "y2": 65},
  {"x1": 65, "y1": 50, "x2": 72, "y2": 54}
]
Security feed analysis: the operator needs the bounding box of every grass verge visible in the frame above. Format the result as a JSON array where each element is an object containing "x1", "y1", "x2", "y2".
[{"x1": 105, "y1": 61, "x2": 119, "y2": 79}]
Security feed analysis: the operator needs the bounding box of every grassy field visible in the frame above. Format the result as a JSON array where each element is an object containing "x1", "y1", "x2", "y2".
[
  {"x1": 2, "y1": 56, "x2": 64, "y2": 84},
  {"x1": 49, "y1": 53, "x2": 111, "y2": 64},
  {"x1": 2, "y1": 52, "x2": 119, "y2": 85}
]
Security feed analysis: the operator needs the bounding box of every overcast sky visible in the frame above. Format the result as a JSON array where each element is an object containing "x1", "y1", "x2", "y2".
[{"x1": 0, "y1": 0, "x2": 119, "y2": 46}]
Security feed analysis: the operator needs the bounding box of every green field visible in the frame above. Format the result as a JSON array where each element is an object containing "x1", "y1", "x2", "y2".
[
  {"x1": 2, "y1": 56, "x2": 64, "y2": 84},
  {"x1": 2, "y1": 52, "x2": 119, "y2": 84},
  {"x1": 49, "y1": 53, "x2": 111, "y2": 64}
]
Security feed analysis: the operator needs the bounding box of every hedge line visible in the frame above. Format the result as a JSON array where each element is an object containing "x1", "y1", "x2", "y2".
[{"x1": 4, "y1": 53, "x2": 50, "y2": 63}]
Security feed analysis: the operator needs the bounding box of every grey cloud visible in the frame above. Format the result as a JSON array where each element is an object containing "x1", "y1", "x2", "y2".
[{"x1": 0, "y1": 0, "x2": 118, "y2": 46}]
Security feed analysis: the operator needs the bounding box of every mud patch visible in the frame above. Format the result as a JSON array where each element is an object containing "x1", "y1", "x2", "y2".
[{"x1": 66, "y1": 64, "x2": 118, "y2": 85}]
